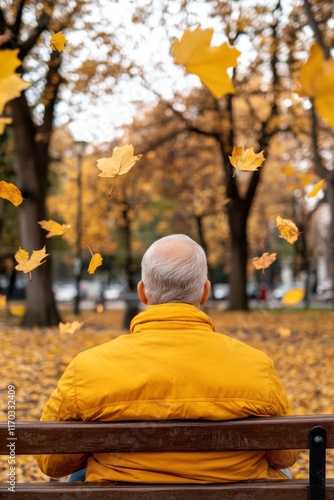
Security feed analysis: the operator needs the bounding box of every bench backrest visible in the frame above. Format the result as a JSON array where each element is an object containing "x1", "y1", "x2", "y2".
[{"x1": 0, "y1": 415, "x2": 333, "y2": 500}]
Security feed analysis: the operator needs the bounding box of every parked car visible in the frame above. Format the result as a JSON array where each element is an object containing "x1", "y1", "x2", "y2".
[
  {"x1": 212, "y1": 282, "x2": 262, "y2": 300},
  {"x1": 53, "y1": 283, "x2": 78, "y2": 302},
  {"x1": 103, "y1": 283, "x2": 126, "y2": 301}
]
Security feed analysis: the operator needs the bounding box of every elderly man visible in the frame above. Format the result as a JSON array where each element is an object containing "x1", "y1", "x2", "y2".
[{"x1": 37, "y1": 234, "x2": 298, "y2": 483}]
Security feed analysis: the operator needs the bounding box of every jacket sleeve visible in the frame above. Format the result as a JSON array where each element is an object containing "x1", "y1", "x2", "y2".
[
  {"x1": 36, "y1": 357, "x2": 89, "y2": 478},
  {"x1": 264, "y1": 361, "x2": 300, "y2": 468}
]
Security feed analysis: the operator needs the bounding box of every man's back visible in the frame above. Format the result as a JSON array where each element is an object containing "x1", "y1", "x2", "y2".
[{"x1": 37, "y1": 303, "x2": 297, "y2": 482}]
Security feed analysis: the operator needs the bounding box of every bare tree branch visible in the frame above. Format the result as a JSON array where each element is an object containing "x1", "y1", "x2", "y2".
[
  {"x1": 19, "y1": 11, "x2": 51, "y2": 59},
  {"x1": 38, "y1": 51, "x2": 63, "y2": 137},
  {"x1": 303, "y1": 0, "x2": 331, "y2": 59},
  {"x1": 11, "y1": 0, "x2": 26, "y2": 38}
]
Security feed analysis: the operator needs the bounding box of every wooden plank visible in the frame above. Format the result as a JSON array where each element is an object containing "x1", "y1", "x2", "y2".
[
  {"x1": 2, "y1": 479, "x2": 333, "y2": 500},
  {"x1": 0, "y1": 415, "x2": 333, "y2": 455}
]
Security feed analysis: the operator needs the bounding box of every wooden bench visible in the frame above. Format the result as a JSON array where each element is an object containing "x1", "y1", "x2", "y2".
[{"x1": 0, "y1": 415, "x2": 333, "y2": 499}]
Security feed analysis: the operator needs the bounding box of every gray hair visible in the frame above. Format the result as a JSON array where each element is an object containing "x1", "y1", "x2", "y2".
[{"x1": 141, "y1": 234, "x2": 208, "y2": 306}]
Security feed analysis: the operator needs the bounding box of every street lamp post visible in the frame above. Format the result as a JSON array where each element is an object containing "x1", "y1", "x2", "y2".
[{"x1": 74, "y1": 141, "x2": 87, "y2": 315}]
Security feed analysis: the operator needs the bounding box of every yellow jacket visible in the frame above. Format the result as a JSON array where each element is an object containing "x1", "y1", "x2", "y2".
[{"x1": 37, "y1": 303, "x2": 298, "y2": 483}]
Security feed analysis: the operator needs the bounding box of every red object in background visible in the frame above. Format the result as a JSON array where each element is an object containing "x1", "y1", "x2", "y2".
[{"x1": 259, "y1": 284, "x2": 268, "y2": 301}]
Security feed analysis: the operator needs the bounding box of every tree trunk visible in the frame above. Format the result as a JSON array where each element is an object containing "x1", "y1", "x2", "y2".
[
  {"x1": 194, "y1": 214, "x2": 216, "y2": 289},
  {"x1": 227, "y1": 204, "x2": 249, "y2": 310},
  {"x1": 121, "y1": 202, "x2": 139, "y2": 329},
  {"x1": 11, "y1": 95, "x2": 60, "y2": 326}
]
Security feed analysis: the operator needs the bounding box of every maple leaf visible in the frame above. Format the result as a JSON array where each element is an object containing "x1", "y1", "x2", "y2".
[
  {"x1": 50, "y1": 32, "x2": 68, "y2": 52},
  {"x1": 281, "y1": 288, "x2": 305, "y2": 306},
  {"x1": 14, "y1": 246, "x2": 49, "y2": 280},
  {"x1": 0, "y1": 49, "x2": 21, "y2": 80},
  {"x1": 252, "y1": 252, "x2": 277, "y2": 274},
  {"x1": 97, "y1": 144, "x2": 142, "y2": 195},
  {"x1": 307, "y1": 179, "x2": 326, "y2": 198},
  {"x1": 229, "y1": 146, "x2": 265, "y2": 173},
  {"x1": 0, "y1": 50, "x2": 31, "y2": 119},
  {"x1": 87, "y1": 245, "x2": 103, "y2": 274},
  {"x1": 171, "y1": 26, "x2": 240, "y2": 99},
  {"x1": 59, "y1": 321, "x2": 84, "y2": 335},
  {"x1": 38, "y1": 220, "x2": 71, "y2": 238},
  {"x1": 0, "y1": 180, "x2": 24, "y2": 206},
  {"x1": 297, "y1": 43, "x2": 334, "y2": 127},
  {"x1": 276, "y1": 215, "x2": 300, "y2": 244},
  {"x1": 0, "y1": 74, "x2": 31, "y2": 114}
]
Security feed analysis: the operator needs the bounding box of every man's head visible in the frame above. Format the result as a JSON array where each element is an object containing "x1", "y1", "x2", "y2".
[{"x1": 138, "y1": 234, "x2": 210, "y2": 308}]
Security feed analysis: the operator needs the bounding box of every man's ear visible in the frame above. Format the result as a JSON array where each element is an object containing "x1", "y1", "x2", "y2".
[
  {"x1": 137, "y1": 280, "x2": 148, "y2": 305},
  {"x1": 200, "y1": 280, "x2": 211, "y2": 306}
]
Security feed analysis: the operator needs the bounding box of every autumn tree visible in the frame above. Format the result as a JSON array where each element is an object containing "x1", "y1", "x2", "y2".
[
  {"x1": 297, "y1": 0, "x2": 334, "y2": 292},
  {"x1": 126, "y1": 0, "x2": 333, "y2": 310},
  {"x1": 0, "y1": 1, "x2": 131, "y2": 325}
]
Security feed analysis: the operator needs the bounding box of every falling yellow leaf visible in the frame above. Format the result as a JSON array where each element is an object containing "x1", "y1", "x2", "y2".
[
  {"x1": 97, "y1": 144, "x2": 142, "y2": 195},
  {"x1": 276, "y1": 215, "x2": 300, "y2": 244},
  {"x1": 278, "y1": 326, "x2": 291, "y2": 338},
  {"x1": 87, "y1": 253, "x2": 103, "y2": 274},
  {"x1": 279, "y1": 165, "x2": 295, "y2": 176},
  {"x1": 281, "y1": 288, "x2": 305, "y2": 305},
  {"x1": 59, "y1": 321, "x2": 84, "y2": 335},
  {"x1": 0, "y1": 180, "x2": 24, "y2": 206},
  {"x1": 0, "y1": 49, "x2": 31, "y2": 116},
  {"x1": 229, "y1": 146, "x2": 265, "y2": 173},
  {"x1": 0, "y1": 74, "x2": 31, "y2": 114},
  {"x1": 297, "y1": 43, "x2": 334, "y2": 127},
  {"x1": 0, "y1": 117, "x2": 12, "y2": 134},
  {"x1": 14, "y1": 246, "x2": 49, "y2": 280},
  {"x1": 307, "y1": 179, "x2": 326, "y2": 198},
  {"x1": 171, "y1": 25, "x2": 241, "y2": 99},
  {"x1": 50, "y1": 32, "x2": 68, "y2": 52},
  {"x1": 38, "y1": 220, "x2": 71, "y2": 238},
  {"x1": 252, "y1": 252, "x2": 277, "y2": 273},
  {"x1": 0, "y1": 49, "x2": 21, "y2": 79}
]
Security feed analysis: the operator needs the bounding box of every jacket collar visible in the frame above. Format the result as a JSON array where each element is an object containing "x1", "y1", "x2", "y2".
[{"x1": 130, "y1": 303, "x2": 216, "y2": 334}]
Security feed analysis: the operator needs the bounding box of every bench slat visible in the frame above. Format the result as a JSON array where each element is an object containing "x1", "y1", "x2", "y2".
[
  {"x1": 2, "y1": 479, "x2": 334, "y2": 500},
  {"x1": 1, "y1": 415, "x2": 333, "y2": 455}
]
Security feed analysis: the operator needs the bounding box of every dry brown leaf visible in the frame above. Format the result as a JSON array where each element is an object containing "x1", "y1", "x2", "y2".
[
  {"x1": 59, "y1": 321, "x2": 84, "y2": 335},
  {"x1": 229, "y1": 146, "x2": 265, "y2": 174},
  {"x1": 97, "y1": 144, "x2": 142, "y2": 196},
  {"x1": 0, "y1": 180, "x2": 24, "y2": 206},
  {"x1": 276, "y1": 215, "x2": 300, "y2": 244},
  {"x1": 50, "y1": 32, "x2": 68, "y2": 52},
  {"x1": 14, "y1": 246, "x2": 49, "y2": 280},
  {"x1": 38, "y1": 220, "x2": 71, "y2": 238},
  {"x1": 252, "y1": 252, "x2": 277, "y2": 274}
]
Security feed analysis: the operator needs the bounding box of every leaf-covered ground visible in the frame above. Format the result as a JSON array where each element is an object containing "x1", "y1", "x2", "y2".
[{"x1": 0, "y1": 307, "x2": 333, "y2": 483}]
